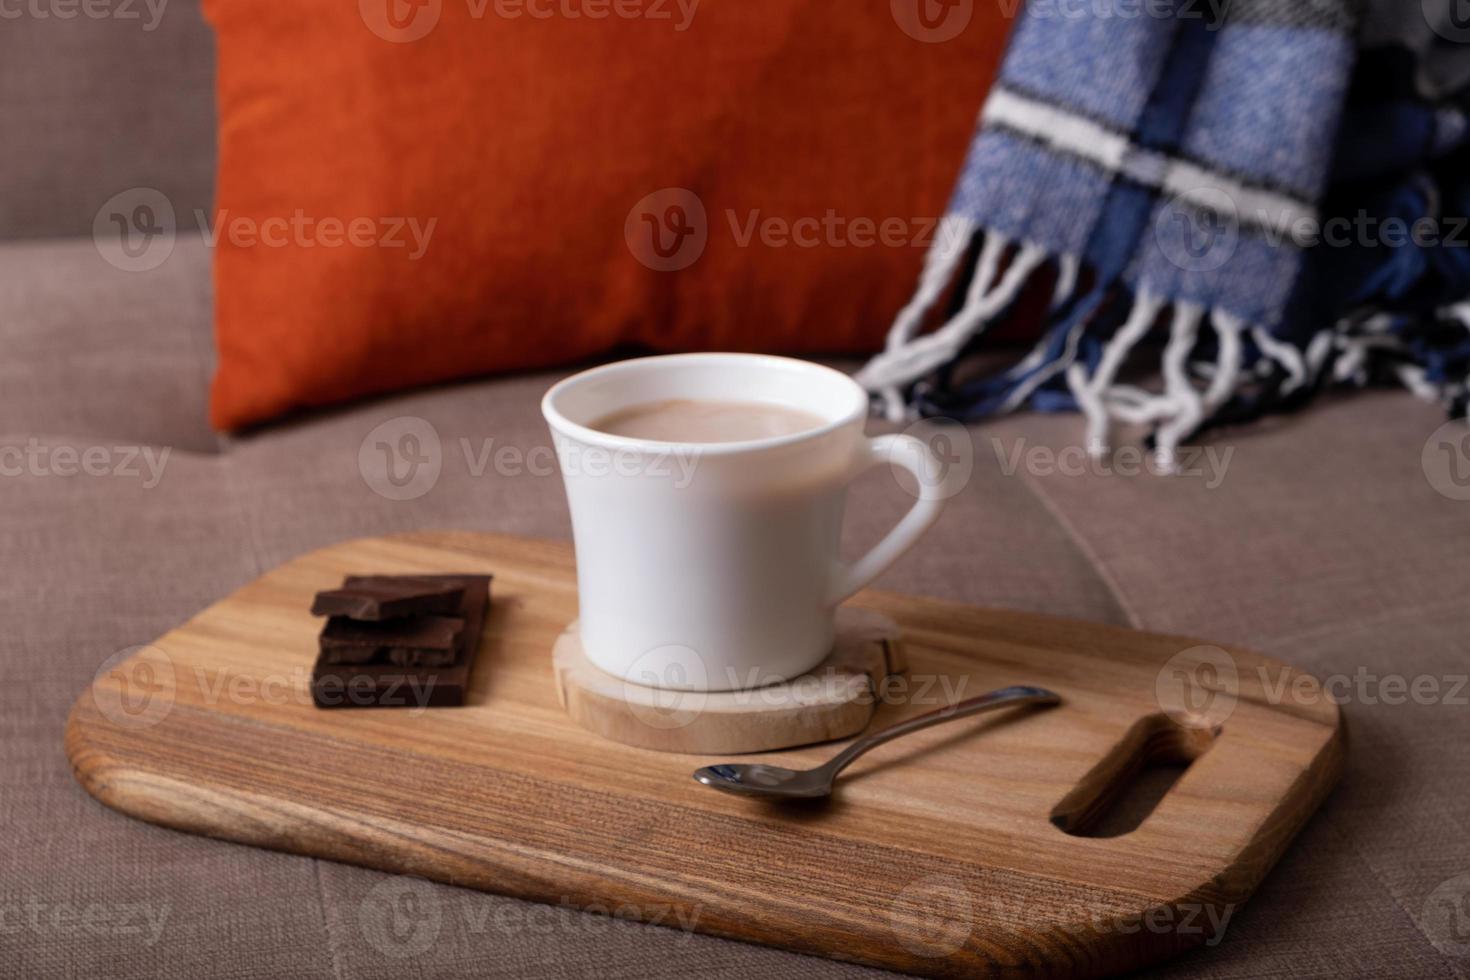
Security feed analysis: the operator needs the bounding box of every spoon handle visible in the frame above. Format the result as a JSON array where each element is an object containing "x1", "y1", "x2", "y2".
[{"x1": 821, "y1": 685, "x2": 1060, "y2": 778}]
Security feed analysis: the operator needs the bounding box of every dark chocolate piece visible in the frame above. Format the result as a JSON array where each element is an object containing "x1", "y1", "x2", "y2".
[
  {"x1": 311, "y1": 577, "x2": 464, "y2": 621},
  {"x1": 319, "y1": 615, "x2": 464, "y2": 667},
  {"x1": 312, "y1": 574, "x2": 491, "y2": 709}
]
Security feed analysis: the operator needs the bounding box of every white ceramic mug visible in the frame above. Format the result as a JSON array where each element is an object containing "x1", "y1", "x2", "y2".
[{"x1": 542, "y1": 353, "x2": 947, "y2": 692}]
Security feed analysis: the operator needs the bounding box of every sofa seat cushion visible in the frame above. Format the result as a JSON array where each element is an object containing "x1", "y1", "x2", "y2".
[{"x1": 4, "y1": 235, "x2": 1467, "y2": 978}]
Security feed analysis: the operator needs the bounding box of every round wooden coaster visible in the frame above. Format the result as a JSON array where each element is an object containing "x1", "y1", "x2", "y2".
[{"x1": 552, "y1": 607, "x2": 906, "y2": 754}]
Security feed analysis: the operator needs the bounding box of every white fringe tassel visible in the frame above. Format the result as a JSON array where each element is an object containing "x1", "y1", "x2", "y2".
[
  {"x1": 860, "y1": 244, "x2": 1462, "y2": 470},
  {"x1": 1067, "y1": 289, "x2": 1164, "y2": 456},
  {"x1": 885, "y1": 215, "x2": 981, "y2": 353},
  {"x1": 858, "y1": 232, "x2": 1046, "y2": 422},
  {"x1": 1204, "y1": 312, "x2": 1245, "y2": 414},
  {"x1": 1251, "y1": 326, "x2": 1306, "y2": 394},
  {"x1": 1068, "y1": 291, "x2": 1251, "y2": 470},
  {"x1": 998, "y1": 312, "x2": 1091, "y2": 415},
  {"x1": 1051, "y1": 254, "x2": 1080, "y2": 311},
  {"x1": 1153, "y1": 303, "x2": 1205, "y2": 473},
  {"x1": 867, "y1": 215, "x2": 978, "y2": 421}
]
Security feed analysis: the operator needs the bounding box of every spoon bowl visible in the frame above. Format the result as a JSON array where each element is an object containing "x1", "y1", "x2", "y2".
[{"x1": 693, "y1": 763, "x2": 834, "y2": 799}]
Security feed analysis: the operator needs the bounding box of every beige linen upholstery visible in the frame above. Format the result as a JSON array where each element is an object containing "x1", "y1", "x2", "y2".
[
  {"x1": 2, "y1": 6, "x2": 1468, "y2": 973},
  {"x1": 0, "y1": 1, "x2": 214, "y2": 240},
  {"x1": 2, "y1": 236, "x2": 1468, "y2": 978}
]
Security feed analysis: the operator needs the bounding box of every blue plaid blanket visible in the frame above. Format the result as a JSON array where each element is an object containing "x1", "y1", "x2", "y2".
[{"x1": 857, "y1": 0, "x2": 1470, "y2": 467}]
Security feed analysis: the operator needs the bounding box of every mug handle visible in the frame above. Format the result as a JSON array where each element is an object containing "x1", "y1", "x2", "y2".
[{"x1": 827, "y1": 433, "x2": 949, "y2": 607}]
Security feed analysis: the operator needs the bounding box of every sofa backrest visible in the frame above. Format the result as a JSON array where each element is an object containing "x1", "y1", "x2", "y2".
[{"x1": 0, "y1": 0, "x2": 215, "y2": 240}]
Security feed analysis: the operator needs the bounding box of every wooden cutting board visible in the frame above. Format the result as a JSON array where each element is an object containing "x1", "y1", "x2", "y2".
[{"x1": 65, "y1": 531, "x2": 1343, "y2": 979}]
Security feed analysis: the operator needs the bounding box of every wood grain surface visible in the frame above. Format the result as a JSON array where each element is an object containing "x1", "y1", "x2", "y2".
[{"x1": 66, "y1": 531, "x2": 1344, "y2": 978}]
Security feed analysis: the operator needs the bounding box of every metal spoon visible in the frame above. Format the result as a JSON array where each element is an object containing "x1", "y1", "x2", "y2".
[{"x1": 693, "y1": 684, "x2": 1061, "y2": 800}]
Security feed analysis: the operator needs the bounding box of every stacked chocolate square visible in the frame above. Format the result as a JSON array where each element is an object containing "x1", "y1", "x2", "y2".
[{"x1": 309, "y1": 574, "x2": 492, "y2": 709}]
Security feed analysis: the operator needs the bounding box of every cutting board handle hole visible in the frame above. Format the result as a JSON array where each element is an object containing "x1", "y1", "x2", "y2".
[{"x1": 1049, "y1": 714, "x2": 1219, "y2": 838}]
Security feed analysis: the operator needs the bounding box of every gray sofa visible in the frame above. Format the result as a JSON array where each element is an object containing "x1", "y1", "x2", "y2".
[{"x1": 4, "y1": 5, "x2": 1469, "y2": 978}]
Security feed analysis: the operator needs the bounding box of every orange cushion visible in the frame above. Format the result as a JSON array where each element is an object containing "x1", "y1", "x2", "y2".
[{"x1": 203, "y1": 0, "x2": 1008, "y2": 430}]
